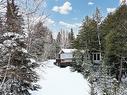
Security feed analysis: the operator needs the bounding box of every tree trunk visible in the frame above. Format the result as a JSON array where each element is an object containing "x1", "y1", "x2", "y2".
[{"x1": 118, "y1": 57, "x2": 123, "y2": 82}]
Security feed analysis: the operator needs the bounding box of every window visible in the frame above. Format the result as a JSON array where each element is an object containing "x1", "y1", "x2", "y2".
[
  {"x1": 58, "y1": 54, "x2": 60, "y2": 58},
  {"x1": 93, "y1": 53, "x2": 100, "y2": 60},
  {"x1": 97, "y1": 54, "x2": 100, "y2": 60},
  {"x1": 93, "y1": 54, "x2": 96, "y2": 60}
]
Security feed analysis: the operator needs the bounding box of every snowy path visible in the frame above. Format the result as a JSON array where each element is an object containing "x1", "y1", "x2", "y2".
[{"x1": 31, "y1": 60, "x2": 90, "y2": 95}]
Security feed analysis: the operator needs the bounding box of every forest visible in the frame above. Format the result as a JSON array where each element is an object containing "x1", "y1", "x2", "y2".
[
  {"x1": 0, "y1": 0, "x2": 127, "y2": 95},
  {"x1": 72, "y1": 2, "x2": 127, "y2": 95}
]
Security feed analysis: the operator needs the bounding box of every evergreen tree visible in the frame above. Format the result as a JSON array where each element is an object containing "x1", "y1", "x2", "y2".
[
  {"x1": 56, "y1": 32, "x2": 61, "y2": 47},
  {"x1": 68, "y1": 28, "x2": 75, "y2": 48},
  {"x1": 0, "y1": 0, "x2": 39, "y2": 94},
  {"x1": 6, "y1": 0, "x2": 23, "y2": 33},
  {"x1": 73, "y1": 15, "x2": 100, "y2": 63},
  {"x1": 100, "y1": 4, "x2": 127, "y2": 81}
]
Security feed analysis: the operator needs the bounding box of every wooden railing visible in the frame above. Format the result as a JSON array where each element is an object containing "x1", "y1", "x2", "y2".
[{"x1": 56, "y1": 58, "x2": 74, "y2": 63}]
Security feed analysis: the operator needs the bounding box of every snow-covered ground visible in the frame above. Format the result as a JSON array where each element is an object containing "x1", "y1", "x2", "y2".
[{"x1": 31, "y1": 60, "x2": 90, "y2": 95}]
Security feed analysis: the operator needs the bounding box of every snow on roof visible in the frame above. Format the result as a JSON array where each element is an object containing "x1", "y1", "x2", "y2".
[{"x1": 59, "y1": 49, "x2": 77, "y2": 54}]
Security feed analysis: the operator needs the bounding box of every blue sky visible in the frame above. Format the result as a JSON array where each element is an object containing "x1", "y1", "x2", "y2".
[{"x1": 41, "y1": 0, "x2": 126, "y2": 38}]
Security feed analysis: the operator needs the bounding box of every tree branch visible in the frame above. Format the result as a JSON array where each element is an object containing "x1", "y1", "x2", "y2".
[{"x1": 0, "y1": 52, "x2": 11, "y2": 89}]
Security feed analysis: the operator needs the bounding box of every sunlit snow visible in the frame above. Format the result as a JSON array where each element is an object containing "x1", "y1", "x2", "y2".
[{"x1": 31, "y1": 60, "x2": 90, "y2": 95}]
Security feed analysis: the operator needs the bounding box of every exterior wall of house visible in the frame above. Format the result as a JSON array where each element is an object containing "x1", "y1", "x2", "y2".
[
  {"x1": 60, "y1": 53, "x2": 73, "y2": 62},
  {"x1": 60, "y1": 53, "x2": 73, "y2": 59}
]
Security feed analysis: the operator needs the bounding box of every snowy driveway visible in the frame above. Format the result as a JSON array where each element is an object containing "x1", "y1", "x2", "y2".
[{"x1": 31, "y1": 60, "x2": 90, "y2": 95}]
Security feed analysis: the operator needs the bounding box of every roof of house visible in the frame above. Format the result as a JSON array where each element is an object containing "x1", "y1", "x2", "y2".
[
  {"x1": 59, "y1": 49, "x2": 77, "y2": 54},
  {"x1": 58, "y1": 49, "x2": 101, "y2": 55}
]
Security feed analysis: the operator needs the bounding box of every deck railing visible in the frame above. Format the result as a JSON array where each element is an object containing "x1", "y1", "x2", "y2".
[{"x1": 56, "y1": 58, "x2": 74, "y2": 63}]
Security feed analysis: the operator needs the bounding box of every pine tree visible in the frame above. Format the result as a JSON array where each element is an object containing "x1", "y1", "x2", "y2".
[
  {"x1": 68, "y1": 28, "x2": 75, "y2": 48},
  {"x1": 73, "y1": 15, "x2": 100, "y2": 64},
  {"x1": 6, "y1": 0, "x2": 23, "y2": 33},
  {"x1": 100, "y1": 4, "x2": 127, "y2": 81},
  {"x1": 0, "y1": 0, "x2": 40, "y2": 94},
  {"x1": 56, "y1": 32, "x2": 62, "y2": 48}
]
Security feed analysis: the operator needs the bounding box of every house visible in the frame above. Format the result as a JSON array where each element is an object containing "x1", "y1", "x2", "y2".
[
  {"x1": 54, "y1": 49, "x2": 101, "y2": 67},
  {"x1": 54, "y1": 49, "x2": 76, "y2": 67}
]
